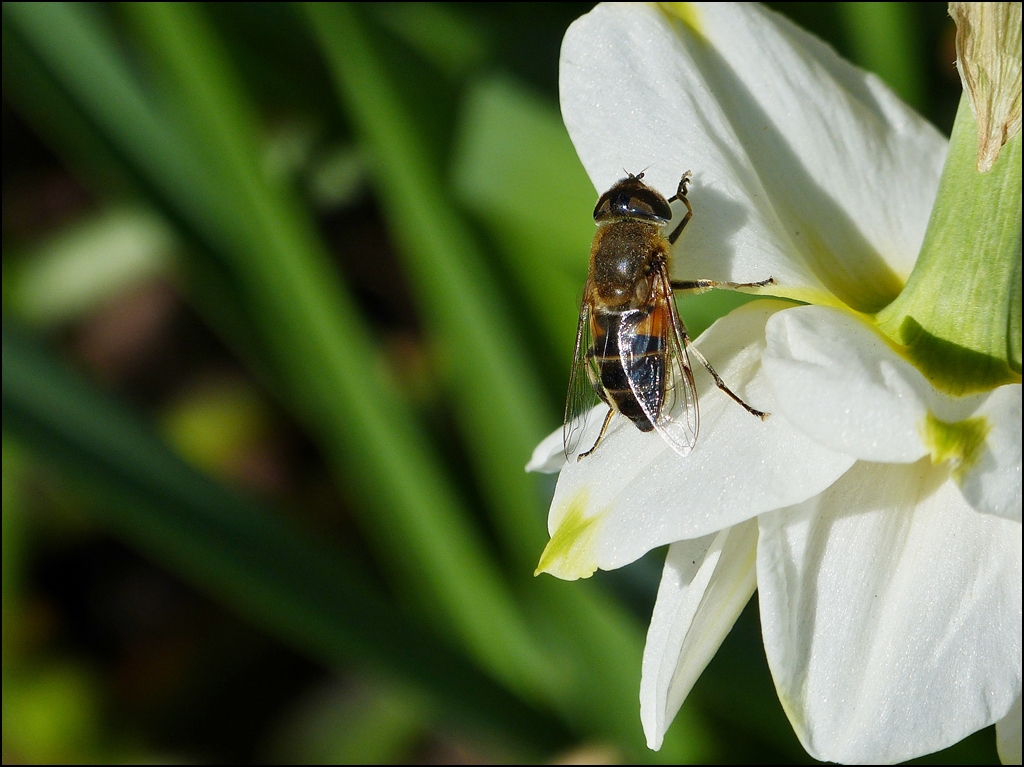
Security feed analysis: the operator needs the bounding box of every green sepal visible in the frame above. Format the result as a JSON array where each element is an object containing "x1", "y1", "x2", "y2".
[{"x1": 877, "y1": 95, "x2": 1022, "y2": 395}]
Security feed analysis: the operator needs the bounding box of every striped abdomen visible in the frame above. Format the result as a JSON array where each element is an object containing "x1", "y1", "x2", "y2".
[{"x1": 587, "y1": 303, "x2": 671, "y2": 432}]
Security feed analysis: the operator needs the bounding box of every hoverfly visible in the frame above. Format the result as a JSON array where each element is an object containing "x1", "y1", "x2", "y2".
[{"x1": 564, "y1": 170, "x2": 774, "y2": 461}]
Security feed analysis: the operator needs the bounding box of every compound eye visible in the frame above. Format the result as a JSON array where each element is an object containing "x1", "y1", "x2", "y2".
[
  {"x1": 623, "y1": 189, "x2": 672, "y2": 221},
  {"x1": 593, "y1": 196, "x2": 613, "y2": 221},
  {"x1": 594, "y1": 184, "x2": 672, "y2": 222}
]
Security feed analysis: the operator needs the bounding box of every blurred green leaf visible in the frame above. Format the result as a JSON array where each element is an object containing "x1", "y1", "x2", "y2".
[
  {"x1": 2, "y1": 661, "x2": 103, "y2": 763},
  {"x1": 305, "y1": 143, "x2": 367, "y2": 211},
  {"x1": 452, "y1": 76, "x2": 593, "y2": 367},
  {"x1": 304, "y1": 3, "x2": 555, "y2": 572},
  {"x1": 5, "y1": 0, "x2": 554, "y2": 702},
  {"x1": 158, "y1": 379, "x2": 273, "y2": 479},
  {"x1": 838, "y1": 2, "x2": 925, "y2": 112},
  {"x1": 2, "y1": 438, "x2": 27, "y2": 671},
  {"x1": 372, "y1": 3, "x2": 489, "y2": 80},
  {"x1": 1, "y1": 324, "x2": 566, "y2": 755},
  {"x1": 1, "y1": 20, "x2": 135, "y2": 200},
  {"x1": 3, "y1": 4, "x2": 273, "y2": 371},
  {"x1": 267, "y1": 680, "x2": 431, "y2": 765},
  {"x1": 5, "y1": 206, "x2": 176, "y2": 327}
]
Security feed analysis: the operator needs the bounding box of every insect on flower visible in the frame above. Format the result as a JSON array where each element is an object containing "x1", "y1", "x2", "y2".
[{"x1": 564, "y1": 171, "x2": 774, "y2": 460}]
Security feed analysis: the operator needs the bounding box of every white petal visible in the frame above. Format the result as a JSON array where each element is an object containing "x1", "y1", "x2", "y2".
[
  {"x1": 762, "y1": 305, "x2": 934, "y2": 463},
  {"x1": 535, "y1": 301, "x2": 854, "y2": 579},
  {"x1": 640, "y1": 520, "x2": 757, "y2": 750},
  {"x1": 997, "y1": 695, "x2": 1022, "y2": 765},
  {"x1": 526, "y1": 421, "x2": 576, "y2": 474},
  {"x1": 763, "y1": 306, "x2": 1023, "y2": 521},
  {"x1": 956, "y1": 385, "x2": 1022, "y2": 523},
  {"x1": 560, "y1": 3, "x2": 946, "y2": 312},
  {"x1": 758, "y1": 459, "x2": 1022, "y2": 764}
]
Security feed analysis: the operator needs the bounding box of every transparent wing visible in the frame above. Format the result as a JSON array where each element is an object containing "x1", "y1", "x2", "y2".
[
  {"x1": 658, "y1": 265, "x2": 700, "y2": 453},
  {"x1": 563, "y1": 283, "x2": 602, "y2": 458},
  {"x1": 620, "y1": 265, "x2": 699, "y2": 456}
]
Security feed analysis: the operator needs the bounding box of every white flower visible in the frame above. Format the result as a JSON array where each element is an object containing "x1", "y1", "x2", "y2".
[{"x1": 528, "y1": 3, "x2": 1022, "y2": 763}]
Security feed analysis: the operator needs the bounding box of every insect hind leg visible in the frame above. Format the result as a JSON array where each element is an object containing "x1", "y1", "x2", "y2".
[
  {"x1": 577, "y1": 408, "x2": 615, "y2": 461},
  {"x1": 686, "y1": 343, "x2": 769, "y2": 420},
  {"x1": 671, "y1": 277, "x2": 776, "y2": 293}
]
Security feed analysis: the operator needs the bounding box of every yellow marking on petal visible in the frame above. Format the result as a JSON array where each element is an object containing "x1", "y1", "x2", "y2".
[
  {"x1": 535, "y1": 492, "x2": 604, "y2": 581},
  {"x1": 658, "y1": 3, "x2": 705, "y2": 41},
  {"x1": 921, "y1": 411, "x2": 991, "y2": 482}
]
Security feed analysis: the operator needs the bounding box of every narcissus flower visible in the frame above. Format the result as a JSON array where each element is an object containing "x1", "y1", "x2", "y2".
[{"x1": 529, "y1": 3, "x2": 1022, "y2": 763}]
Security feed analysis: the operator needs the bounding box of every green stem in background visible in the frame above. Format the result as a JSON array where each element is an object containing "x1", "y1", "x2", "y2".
[
  {"x1": 2, "y1": 436, "x2": 27, "y2": 677},
  {"x1": 1, "y1": 23, "x2": 134, "y2": 200},
  {"x1": 303, "y1": 2, "x2": 554, "y2": 573},
  {"x1": 877, "y1": 95, "x2": 1022, "y2": 393},
  {"x1": 4, "y1": 0, "x2": 553, "y2": 703},
  {"x1": 451, "y1": 76, "x2": 596, "y2": 366},
  {"x1": 838, "y1": 2, "x2": 925, "y2": 112},
  {"x1": 1, "y1": 326, "x2": 566, "y2": 756}
]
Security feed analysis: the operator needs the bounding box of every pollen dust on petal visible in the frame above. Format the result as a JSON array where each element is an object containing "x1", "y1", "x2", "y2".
[{"x1": 535, "y1": 491, "x2": 605, "y2": 581}]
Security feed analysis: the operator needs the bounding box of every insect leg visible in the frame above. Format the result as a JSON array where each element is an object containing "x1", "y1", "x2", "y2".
[
  {"x1": 686, "y1": 342, "x2": 769, "y2": 420},
  {"x1": 666, "y1": 171, "x2": 693, "y2": 245},
  {"x1": 577, "y1": 407, "x2": 615, "y2": 461},
  {"x1": 667, "y1": 170, "x2": 692, "y2": 202},
  {"x1": 671, "y1": 277, "x2": 776, "y2": 293}
]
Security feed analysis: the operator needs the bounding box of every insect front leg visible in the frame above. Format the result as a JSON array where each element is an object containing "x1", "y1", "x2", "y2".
[
  {"x1": 667, "y1": 170, "x2": 692, "y2": 203},
  {"x1": 666, "y1": 170, "x2": 693, "y2": 245}
]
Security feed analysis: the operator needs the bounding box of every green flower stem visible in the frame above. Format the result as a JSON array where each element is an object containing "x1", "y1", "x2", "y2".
[{"x1": 877, "y1": 94, "x2": 1023, "y2": 394}]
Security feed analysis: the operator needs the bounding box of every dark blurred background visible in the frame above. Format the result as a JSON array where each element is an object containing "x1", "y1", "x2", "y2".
[{"x1": 2, "y1": 2, "x2": 994, "y2": 763}]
